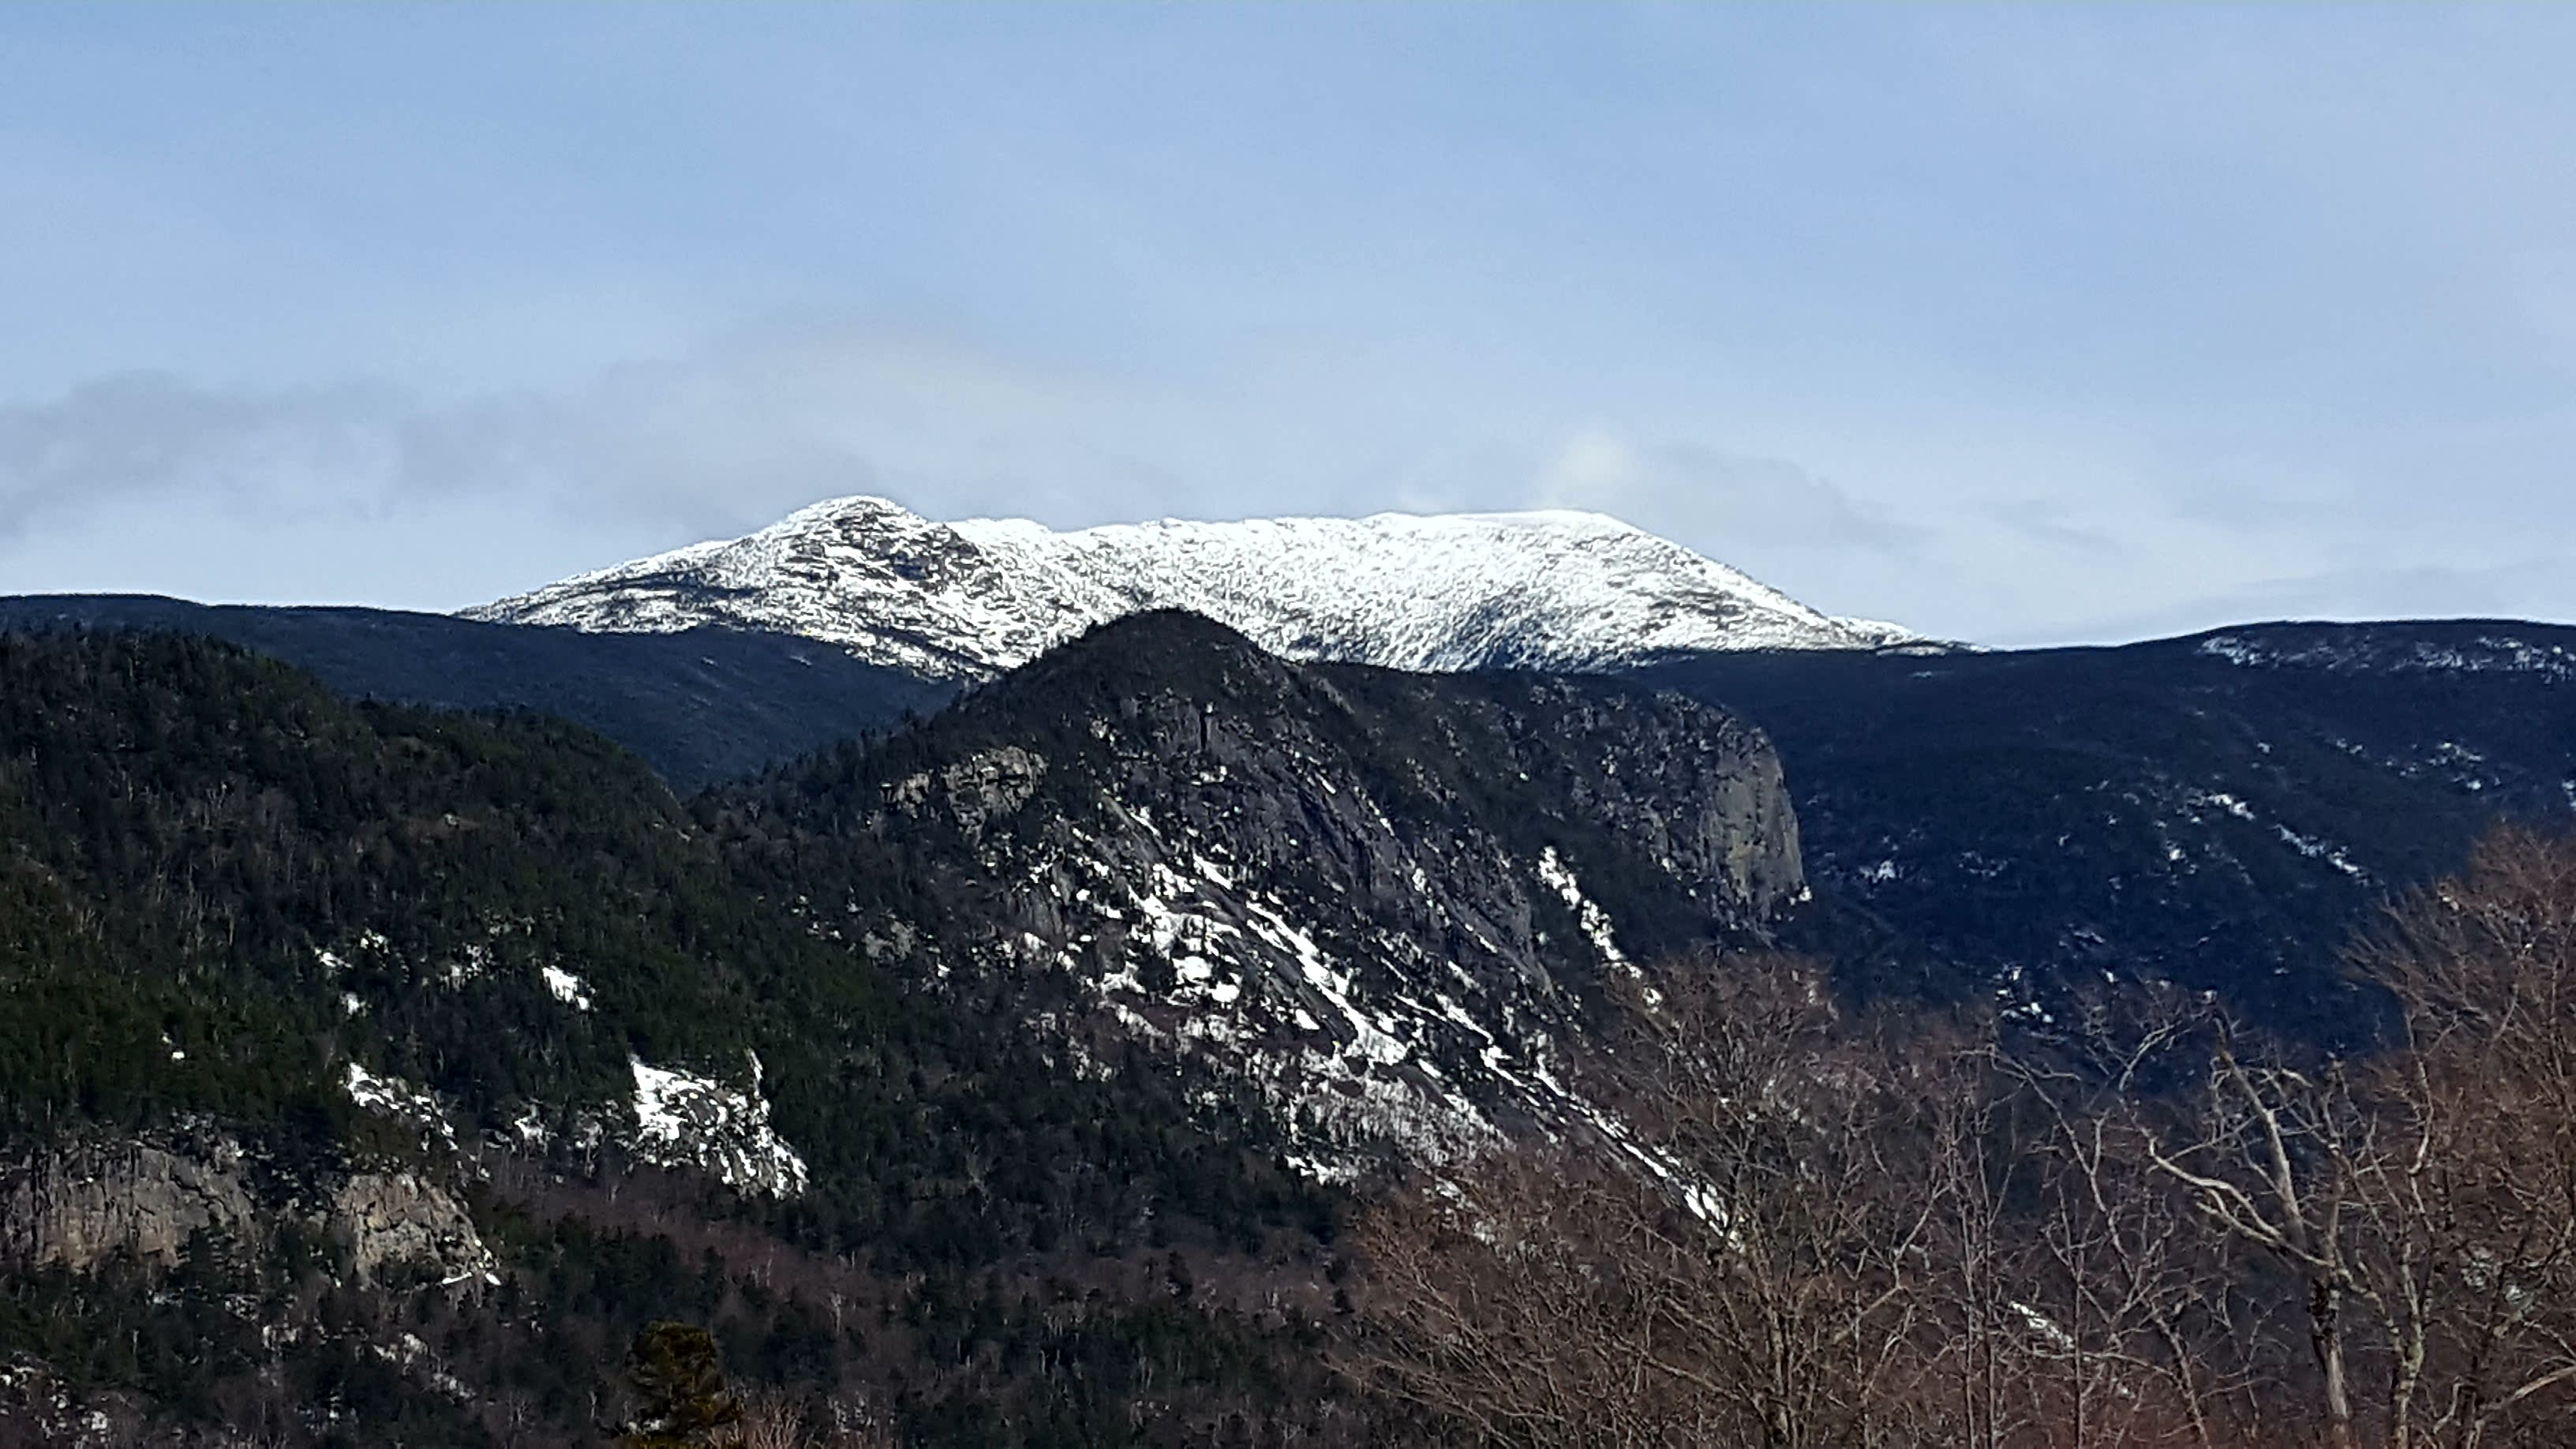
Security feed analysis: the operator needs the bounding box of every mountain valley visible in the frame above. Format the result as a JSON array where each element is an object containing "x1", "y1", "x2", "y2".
[{"x1": 9, "y1": 506, "x2": 2576, "y2": 1445}]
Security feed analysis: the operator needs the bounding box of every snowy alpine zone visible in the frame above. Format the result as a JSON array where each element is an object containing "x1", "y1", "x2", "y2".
[{"x1": 468, "y1": 495, "x2": 1922, "y2": 680}]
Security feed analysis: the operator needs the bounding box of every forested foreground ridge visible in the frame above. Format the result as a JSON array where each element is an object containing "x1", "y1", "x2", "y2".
[
  {"x1": 3, "y1": 623, "x2": 2574, "y2": 1447},
  {"x1": 0, "y1": 627, "x2": 1348, "y2": 1447}
]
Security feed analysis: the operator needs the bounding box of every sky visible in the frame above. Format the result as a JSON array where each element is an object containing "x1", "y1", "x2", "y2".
[{"x1": 3, "y1": 4, "x2": 2574, "y2": 646}]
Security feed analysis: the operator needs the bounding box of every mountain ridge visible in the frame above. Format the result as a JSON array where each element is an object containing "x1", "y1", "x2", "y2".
[
  {"x1": 467, "y1": 494, "x2": 1924, "y2": 679},
  {"x1": 1644, "y1": 616, "x2": 2576, "y2": 1046},
  {"x1": 0, "y1": 593, "x2": 950, "y2": 790}
]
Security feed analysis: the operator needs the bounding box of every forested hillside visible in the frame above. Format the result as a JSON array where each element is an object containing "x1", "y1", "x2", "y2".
[
  {"x1": 0, "y1": 596, "x2": 950, "y2": 790},
  {"x1": 0, "y1": 628, "x2": 1350, "y2": 1447}
]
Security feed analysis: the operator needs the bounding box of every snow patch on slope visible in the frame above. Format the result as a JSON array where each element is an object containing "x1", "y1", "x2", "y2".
[
  {"x1": 1022, "y1": 806, "x2": 1719, "y2": 1185},
  {"x1": 1537, "y1": 846, "x2": 1627, "y2": 971},
  {"x1": 628, "y1": 1056, "x2": 809, "y2": 1198},
  {"x1": 343, "y1": 1064, "x2": 458, "y2": 1153},
  {"x1": 2198, "y1": 631, "x2": 2576, "y2": 680},
  {"x1": 539, "y1": 964, "x2": 592, "y2": 1011}
]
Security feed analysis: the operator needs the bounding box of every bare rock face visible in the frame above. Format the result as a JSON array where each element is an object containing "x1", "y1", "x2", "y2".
[
  {"x1": 0, "y1": 1137, "x2": 256, "y2": 1271},
  {"x1": 2, "y1": 1138, "x2": 492, "y2": 1296},
  {"x1": 328, "y1": 1172, "x2": 492, "y2": 1289},
  {"x1": 886, "y1": 745, "x2": 1046, "y2": 841}
]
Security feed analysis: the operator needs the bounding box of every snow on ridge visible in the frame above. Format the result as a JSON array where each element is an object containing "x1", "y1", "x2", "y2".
[
  {"x1": 1829, "y1": 616, "x2": 1931, "y2": 649},
  {"x1": 467, "y1": 494, "x2": 1916, "y2": 680},
  {"x1": 2196, "y1": 630, "x2": 2576, "y2": 679}
]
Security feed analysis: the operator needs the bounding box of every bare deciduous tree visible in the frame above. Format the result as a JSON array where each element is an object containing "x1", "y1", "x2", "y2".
[
  {"x1": 2353, "y1": 827, "x2": 2576, "y2": 1449},
  {"x1": 1344, "y1": 826, "x2": 2576, "y2": 1449},
  {"x1": 1346, "y1": 955, "x2": 1945, "y2": 1448},
  {"x1": 717, "y1": 1386, "x2": 903, "y2": 1449}
]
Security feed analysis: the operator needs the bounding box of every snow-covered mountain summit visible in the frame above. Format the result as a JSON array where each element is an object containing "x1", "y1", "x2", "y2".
[{"x1": 467, "y1": 495, "x2": 1917, "y2": 680}]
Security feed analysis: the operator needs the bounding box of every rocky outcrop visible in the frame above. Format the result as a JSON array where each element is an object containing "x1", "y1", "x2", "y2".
[
  {"x1": 2, "y1": 1136, "x2": 492, "y2": 1295},
  {"x1": 328, "y1": 1172, "x2": 492, "y2": 1289},
  {"x1": 625, "y1": 1056, "x2": 811, "y2": 1199},
  {"x1": 885, "y1": 745, "x2": 1046, "y2": 841},
  {"x1": 0, "y1": 1136, "x2": 256, "y2": 1271}
]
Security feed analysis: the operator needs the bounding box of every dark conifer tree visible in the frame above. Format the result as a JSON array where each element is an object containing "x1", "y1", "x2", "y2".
[{"x1": 624, "y1": 1320, "x2": 741, "y2": 1447}]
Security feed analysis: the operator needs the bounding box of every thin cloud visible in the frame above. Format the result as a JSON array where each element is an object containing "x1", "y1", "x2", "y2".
[
  {"x1": 0, "y1": 326, "x2": 1199, "y2": 549},
  {"x1": 1530, "y1": 431, "x2": 1924, "y2": 553},
  {"x1": 0, "y1": 373, "x2": 406, "y2": 536},
  {"x1": 1986, "y1": 500, "x2": 2125, "y2": 559}
]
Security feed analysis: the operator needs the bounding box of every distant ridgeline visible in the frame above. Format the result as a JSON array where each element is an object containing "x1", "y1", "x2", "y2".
[
  {"x1": 0, "y1": 595, "x2": 951, "y2": 790},
  {"x1": 10, "y1": 593, "x2": 2574, "y2": 1053},
  {"x1": 1638, "y1": 620, "x2": 2576, "y2": 1046}
]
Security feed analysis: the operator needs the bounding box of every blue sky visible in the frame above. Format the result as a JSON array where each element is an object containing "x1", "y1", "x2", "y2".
[{"x1": 4, "y1": 4, "x2": 2574, "y2": 644}]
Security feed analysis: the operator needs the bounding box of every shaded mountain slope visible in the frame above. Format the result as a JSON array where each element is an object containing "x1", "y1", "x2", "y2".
[
  {"x1": 0, "y1": 628, "x2": 1344, "y2": 1447},
  {"x1": 21, "y1": 586, "x2": 2571, "y2": 1058},
  {"x1": 1638, "y1": 620, "x2": 2576, "y2": 1045}
]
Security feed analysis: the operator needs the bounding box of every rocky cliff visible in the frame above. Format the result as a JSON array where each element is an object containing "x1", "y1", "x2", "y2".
[
  {"x1": 2, "y1": 1133, "x2": 491, "y2": 1305},
  {"x1": 0, "y1": 1136, "x2": 256, "y2": 1274}
]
